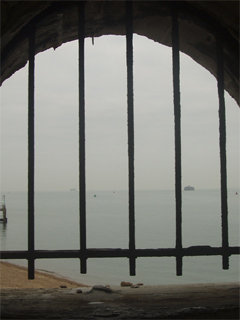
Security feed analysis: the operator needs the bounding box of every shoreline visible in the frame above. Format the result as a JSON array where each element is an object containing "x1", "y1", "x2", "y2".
[
  {"x1": 0, "y1": 261, "x2": 89, "y2": 289},
  {"x1": 1, "y1": 260, "x2": 239, "y2": 290}
]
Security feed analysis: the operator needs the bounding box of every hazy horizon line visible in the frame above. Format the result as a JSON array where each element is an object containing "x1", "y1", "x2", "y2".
[{"x1": 1, "y1": 187, "x2": 239, "y2": 194}]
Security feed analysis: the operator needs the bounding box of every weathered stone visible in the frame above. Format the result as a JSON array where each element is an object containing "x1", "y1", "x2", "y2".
[
  {"x1": 1, "y1": 283, "x2": 239, "y2": 319},
  {"x1": 121, "y1": 281, "x2": 132, "y2": 287},
  {"x1": 1, "y1": 1, "x2": 239, "y2": 105},
  {"x1": 76, "y1": 289, "x2": 82, "y2": 294},
  {"x1": 90, "y1": 285, "x2": 113, "y2": 293}
]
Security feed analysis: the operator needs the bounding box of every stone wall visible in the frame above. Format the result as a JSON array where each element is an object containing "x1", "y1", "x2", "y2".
[{"x1": 1, "y1": 1, "x2": 239, "y2": 104}]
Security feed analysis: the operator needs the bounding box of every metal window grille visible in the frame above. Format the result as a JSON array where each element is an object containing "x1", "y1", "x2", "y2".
[{"x1": 1, "y1": 1, "x2": 239, "y2": 279}]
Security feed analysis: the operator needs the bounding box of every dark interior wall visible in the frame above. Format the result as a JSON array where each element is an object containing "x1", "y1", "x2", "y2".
[{"x1": 1, "y1": 1, "x2": 239, "y2": 105}]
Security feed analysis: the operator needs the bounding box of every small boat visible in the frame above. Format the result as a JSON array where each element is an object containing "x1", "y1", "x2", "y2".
[{"x1": 184, "y1": 185, "x2": 195, "y2": 191}]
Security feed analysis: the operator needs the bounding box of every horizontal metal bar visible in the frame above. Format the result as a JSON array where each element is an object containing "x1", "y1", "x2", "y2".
[{"x1": 1, "y1": 246, "x2": 239, "y2": 260}]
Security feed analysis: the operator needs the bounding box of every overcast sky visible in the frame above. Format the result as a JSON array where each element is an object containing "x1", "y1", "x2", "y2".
[{"x1": 0, "y1": 35, "x2": 239, "y2": 192}]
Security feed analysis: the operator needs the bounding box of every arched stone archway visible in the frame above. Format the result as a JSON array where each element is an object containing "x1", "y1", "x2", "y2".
[{"x1": 1, "y1": 1, "x2": 239, "y2": 104}]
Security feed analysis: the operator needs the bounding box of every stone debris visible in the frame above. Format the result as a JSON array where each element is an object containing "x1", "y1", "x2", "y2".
[
  {"x1": 76, "y1": 289, "x2": 82, "y2": 294},
  {"x1": 120, "y1": 281, "x2": 132, "y2": 287},
  {"x1": 60, "y1": 285, "x2": 67, "y2": 288},
  {"x1": 90, "y1": 285, "x2": 113, "y2": 293}
]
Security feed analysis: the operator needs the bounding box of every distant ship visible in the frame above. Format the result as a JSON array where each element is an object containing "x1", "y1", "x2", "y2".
[{"x1": 184, "y1": 185, "x2": 195, "y2": 191}]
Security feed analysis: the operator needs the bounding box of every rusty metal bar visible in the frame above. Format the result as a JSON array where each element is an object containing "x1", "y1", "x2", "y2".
[
  {"x1": 126, "y1": 0, "x2": 136, "y2": 276},
  {"x1": 172, "y1": 7, "x2": 183, "y2": 276},
  {"x1": 78, "y1": 2, "x2": 87, "y2": 274},
  {"x1": 1, "y1": 246, "x2": 239, "y2": 260},
  {"x1": 216, "y1": 33, "x2": 229, "y2": 270},
  {"x1": 28, "y1": 26, "x2": 35, "y2": 280}
]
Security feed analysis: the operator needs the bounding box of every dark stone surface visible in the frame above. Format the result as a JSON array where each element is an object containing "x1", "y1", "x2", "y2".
[{"x1": 1, "y1": 283, "x2": 239, "y2": 319}]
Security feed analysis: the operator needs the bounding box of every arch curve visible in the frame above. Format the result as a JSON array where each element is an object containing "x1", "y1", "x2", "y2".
[{"x1": 1, "y1": 1, "x2": 239, "y2": 105}]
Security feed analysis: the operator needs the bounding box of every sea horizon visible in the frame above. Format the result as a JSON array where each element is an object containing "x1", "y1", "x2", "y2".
[{"x1": 0, "y1": 189, "x2": 239, "y2": 286}]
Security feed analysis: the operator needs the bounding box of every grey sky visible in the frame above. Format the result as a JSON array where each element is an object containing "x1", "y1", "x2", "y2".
[{"x1": 0, "y1": 35, "x2": 239, "y2": 192}]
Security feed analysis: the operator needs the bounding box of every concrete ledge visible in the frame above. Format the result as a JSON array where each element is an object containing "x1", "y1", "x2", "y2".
[{"x1": 1, "y1": 282, "x2": 239, "y2": 319}]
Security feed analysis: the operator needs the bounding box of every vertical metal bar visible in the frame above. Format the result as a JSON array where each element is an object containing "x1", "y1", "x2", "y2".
[
  {"x1": 126, "y1": 0, "x2": 136, "y2": 276},
  {"x1": 78, "y1": 2, "x2": 87, "y2": 274},
  {"x1": 28, "y1": 27, "x2": 35, "y2": 279},
  {"x1": 216, "y1": 33, "x2": 229, "y2": 270},
  {"x1": 172, "y1": 7, "x2": 183, "y2": 276}
]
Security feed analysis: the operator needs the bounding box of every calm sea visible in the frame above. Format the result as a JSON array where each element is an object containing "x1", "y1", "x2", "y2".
[{"x1": 0, "y1": 190, "x2": 239, "y2": 286}]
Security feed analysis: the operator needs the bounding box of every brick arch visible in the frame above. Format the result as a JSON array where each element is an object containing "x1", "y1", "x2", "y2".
[{"x1": 1, "y1": 1, "x2": 239, "y2": 104}]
